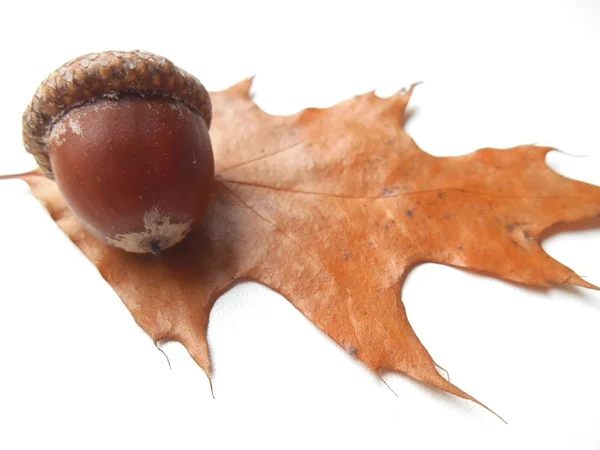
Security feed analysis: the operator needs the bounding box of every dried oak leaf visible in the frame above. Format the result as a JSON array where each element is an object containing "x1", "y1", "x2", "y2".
[{"x1": 9, "y1": 80, "x2": 600, "y2": 416}]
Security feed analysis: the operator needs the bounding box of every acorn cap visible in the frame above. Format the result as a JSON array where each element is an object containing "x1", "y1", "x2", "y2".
[{"x1": 22, "y1": 50, "x2": 212, "y2": 179}]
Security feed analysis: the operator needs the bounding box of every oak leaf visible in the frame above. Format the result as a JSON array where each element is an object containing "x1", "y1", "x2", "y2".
[{"x1": 7, "y1": 80, "x2": 600, "y2": 417}]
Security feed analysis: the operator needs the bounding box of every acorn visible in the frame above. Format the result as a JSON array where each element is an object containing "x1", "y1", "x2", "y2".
[{"x1": 22, "y1": 50, "x2": 215, "y2": 254}]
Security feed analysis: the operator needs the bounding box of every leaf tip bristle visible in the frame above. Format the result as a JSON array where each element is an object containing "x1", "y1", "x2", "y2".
[
  {"x1": 434, "y1": 362, "x2": 451, "y2": 382},
  {"x1": 546, "y1": 147, "x2": 590, "y2": 158},
  {"x1": 154, "y1": 344, "x2": 172, "y2": 370},
  {"x1": 399, "y1": 81, "x2": 423, "y2": 98},
  {"x1": 378, "y1": 375, "x2": 399, "y2": 397},
  {"x1": 0, "y1": 168, "x2": 43, "y2": 183},
  {"x1": 208, "y1": 375, "x2": 216, "y2": 399},
  {"x1": 472, "y1": 397, "x2": 507, "y2": 424},
  {"x1": 565, "y1": 273, "x2": 600, "y2": 290}
]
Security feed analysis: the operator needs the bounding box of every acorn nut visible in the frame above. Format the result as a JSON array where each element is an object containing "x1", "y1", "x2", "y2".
[{"x1": 22, "y1": 50, "x2": 215, "y2": 254}]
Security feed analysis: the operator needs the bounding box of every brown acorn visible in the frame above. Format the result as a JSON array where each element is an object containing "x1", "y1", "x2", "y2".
[{"x1": 22, "y1": 50, "x2": 215, "y2": 254}]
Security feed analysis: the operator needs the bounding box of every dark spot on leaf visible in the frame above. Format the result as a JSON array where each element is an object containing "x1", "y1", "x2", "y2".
[
  {"x1": 344, "y1": 251, "x2": 351, "y2": 261},
  {"x1": 346, "y1": 347, "x2": 358, "y2": 357},
  {"x1": 381, "y1": 186, "x2": 399, "y2": 196},
  {"x1": 438, "y1": 192, "x2": 446, "y2": 199},
  {"x1": 405, "y1": 209, "x2": 413, "y2": 217},
  {"x1": 443, "y1": 214, "x2": 450, "y2": 220},
  {"x1": 506, "y1": 222, "x2": 522, "y2": 232}
]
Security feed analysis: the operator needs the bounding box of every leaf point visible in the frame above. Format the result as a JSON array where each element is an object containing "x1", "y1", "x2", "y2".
[
  {"x1": 399, "y1": 81, "x2": 423, "y2": 99},
  {"x1": 434, "y1": 372, "x2": 506, "y2": 423},
  {"x1": 235, "y1": 76, "x2": 256, "y2": 98},
  {"x1": 564, "y1": 273, "x2": 600, "y2": 290},
  {"x1": 0, "y1": 168, "x2": 43, "y2": 182}
]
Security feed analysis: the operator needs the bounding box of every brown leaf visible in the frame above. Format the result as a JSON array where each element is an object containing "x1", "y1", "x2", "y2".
[{"x1": 8, "y1": 79, "x2": 600, "y2": 418}]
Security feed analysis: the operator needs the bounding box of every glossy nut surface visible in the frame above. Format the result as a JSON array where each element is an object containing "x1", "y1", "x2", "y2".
[{"x1": 48, "y1": 95, "x2": 214, "y2": 253}]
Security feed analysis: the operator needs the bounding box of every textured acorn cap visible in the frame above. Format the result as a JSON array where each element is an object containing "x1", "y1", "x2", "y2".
[{"x1": 22, "y1": 50, "x2": 212, "y2": 179}]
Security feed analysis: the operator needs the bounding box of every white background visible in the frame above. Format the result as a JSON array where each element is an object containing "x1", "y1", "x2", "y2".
[{"x1": 1, "y1": 0, "x2": 600, "y2": 448}]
